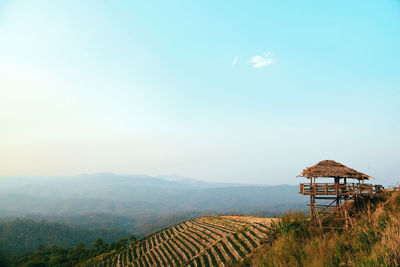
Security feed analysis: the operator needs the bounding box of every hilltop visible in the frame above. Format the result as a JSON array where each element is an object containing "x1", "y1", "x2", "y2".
[{"x1": 243, "y1": 190, "x2": 400, "y2": 266}]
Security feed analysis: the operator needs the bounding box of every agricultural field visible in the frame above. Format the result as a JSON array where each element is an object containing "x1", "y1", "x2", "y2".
[{"x1": 90, "y1": 215, "x2": 277, "y2": 267}]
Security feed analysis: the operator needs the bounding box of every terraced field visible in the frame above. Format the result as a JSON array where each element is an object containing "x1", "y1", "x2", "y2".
[{"x1": 91, "y1": 215, "x2": 276, "y2": 267}]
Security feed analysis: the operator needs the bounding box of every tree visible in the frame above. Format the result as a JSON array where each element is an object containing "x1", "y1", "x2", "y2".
[
  {"x1": 129, "y1": 235, "x2": 137, "y2": 244},
  {"x1": 25, "y1": 262, "x2": 46, "y2": 267},
  {"x1": 75, "y1": 243, "x2": 86, "y2": 252},
  {"x1": 72, "y1": 242, "x2": 88, "y2": 261},
  {"x1": 0, "y1": 252, "x2": 9, "y2": 267},
  {"x1": 116, "y1": 238, "x2": 128, "y2": 250},
  {"x1": 49, "y1": 255, "x2": 68, "y2": 265},
  {"x1": 93, "y1": 238, "x2": 104, "y2": 250}
]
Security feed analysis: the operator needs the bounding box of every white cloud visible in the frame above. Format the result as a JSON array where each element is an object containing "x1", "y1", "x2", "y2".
[
  {"x1": 249, "y1": 52, "x2": 276, "y2": 68},
  {"x1": 231, "y1": 56, "x2": 238, "y2": 66}
]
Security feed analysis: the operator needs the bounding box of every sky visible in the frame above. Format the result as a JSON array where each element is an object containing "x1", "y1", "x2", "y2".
[{"x1": 0, "y1": 0, "x2": 399, "y2": 185}]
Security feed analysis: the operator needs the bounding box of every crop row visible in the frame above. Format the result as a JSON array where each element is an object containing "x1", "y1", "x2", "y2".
[{"x1": 95, "y1": 216, "x2": 272, "y2": 267}]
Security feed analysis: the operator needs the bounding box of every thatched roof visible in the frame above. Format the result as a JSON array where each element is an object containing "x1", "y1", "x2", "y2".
[{"x1": 297, "y1": 160, "x2": 374, "y2": 180}]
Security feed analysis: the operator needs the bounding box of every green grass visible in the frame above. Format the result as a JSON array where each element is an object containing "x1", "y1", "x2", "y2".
[
  {"x1": 202, "y1": 254, "x2": 210, "y2": 267},
  {"x1": 227, "y1": 236, "x2": 246, "y2": 258},
  {"x1": 220, "y1": 241, "x2": 236, "y2": 262},
  {"x1": 240, "y1": 231, "x2": 257, "y2": 248},
  {"x1": 194, "y1": 256, "x2": 201, "y2": 266},
  {"x1": 212, "y1": 244, "x2": 226, "y2": 263},
  {"x1": 149, "y1": 250, "x2": 160, "y2": 267},
  {"x1": 162, "y1": 241, "x2": 179, "y2": 265},
  {"x1": 152, "y1": 247, "x2": 164, "y2": 265},
  {"x1": 175, "y1": 234, "x2": 195, "y2": 256},
  {"x1": 206, "y1": 248, "x2": 218, "y2": 266},
  {"x1": 180, "y1": 232, "x2": 201, "y2": 252},
  {"x1": 172, "y1": 237, "x2": 191, "y2": 260},
  {"x1": 233, "y1": 233, "x2": 251, "y2": 253}
]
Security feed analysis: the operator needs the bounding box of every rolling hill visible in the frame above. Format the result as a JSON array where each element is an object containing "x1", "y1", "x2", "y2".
[{"x1": 87, "y1": 215, "x2": 277, "y2": 267}]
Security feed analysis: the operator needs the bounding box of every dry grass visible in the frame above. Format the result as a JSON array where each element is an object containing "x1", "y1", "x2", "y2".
[
  {"x1": 371, "y1": 214, "x2": 400, "y2": 266},
  {"x1": 244, "y1": 192, "x2": 400, "y2": 267},
  {"x1": 219, "y1": 215, "x2": 278, "y2": 225}
]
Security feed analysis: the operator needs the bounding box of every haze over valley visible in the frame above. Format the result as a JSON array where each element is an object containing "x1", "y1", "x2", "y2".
[{"x1": 0, "y1": 174, "x2": 305, "y2": 238}]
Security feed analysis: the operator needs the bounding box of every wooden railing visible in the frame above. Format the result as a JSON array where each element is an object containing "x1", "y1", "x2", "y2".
[{"x1": 299, "y1": 183, "x2": 379, "y2": 197}]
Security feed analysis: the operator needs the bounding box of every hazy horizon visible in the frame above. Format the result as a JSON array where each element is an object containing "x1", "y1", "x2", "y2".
[
  {"x1": 1, "y1": 0, "x2": 399, "y2": 185},
  {"x1": 0, "y1": 171, "x2": 398, "y2": 188},
  {"x1": 0, "y1": 172, "x2": 294, "y2": 186}
]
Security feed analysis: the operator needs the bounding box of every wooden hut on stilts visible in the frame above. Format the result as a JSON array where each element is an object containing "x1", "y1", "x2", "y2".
[{"x1": 297, "y1": 160, "x2": 381, "y2": 229}]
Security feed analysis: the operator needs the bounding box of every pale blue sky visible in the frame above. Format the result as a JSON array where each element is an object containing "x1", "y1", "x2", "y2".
[{"x1": 1, "y1": 0, "x2": 399, "y2": 185}]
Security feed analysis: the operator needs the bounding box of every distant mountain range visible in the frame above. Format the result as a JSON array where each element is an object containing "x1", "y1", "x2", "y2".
[{"x1": 0, "y1": 174, "x2": 306, "y2": 237}]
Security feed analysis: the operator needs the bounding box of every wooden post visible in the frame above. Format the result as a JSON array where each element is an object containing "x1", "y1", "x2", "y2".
[
  {"x1": 344, "y1": 206, "x2": 349, "y2": 229},
  {"x1": 310, "y1": 195, "x2": 313, "y2": 218}
]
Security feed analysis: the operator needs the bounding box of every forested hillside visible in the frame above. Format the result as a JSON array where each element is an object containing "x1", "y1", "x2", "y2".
[{"x1": 0, "y1": 219, "x2": 131, "y2": 255}]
